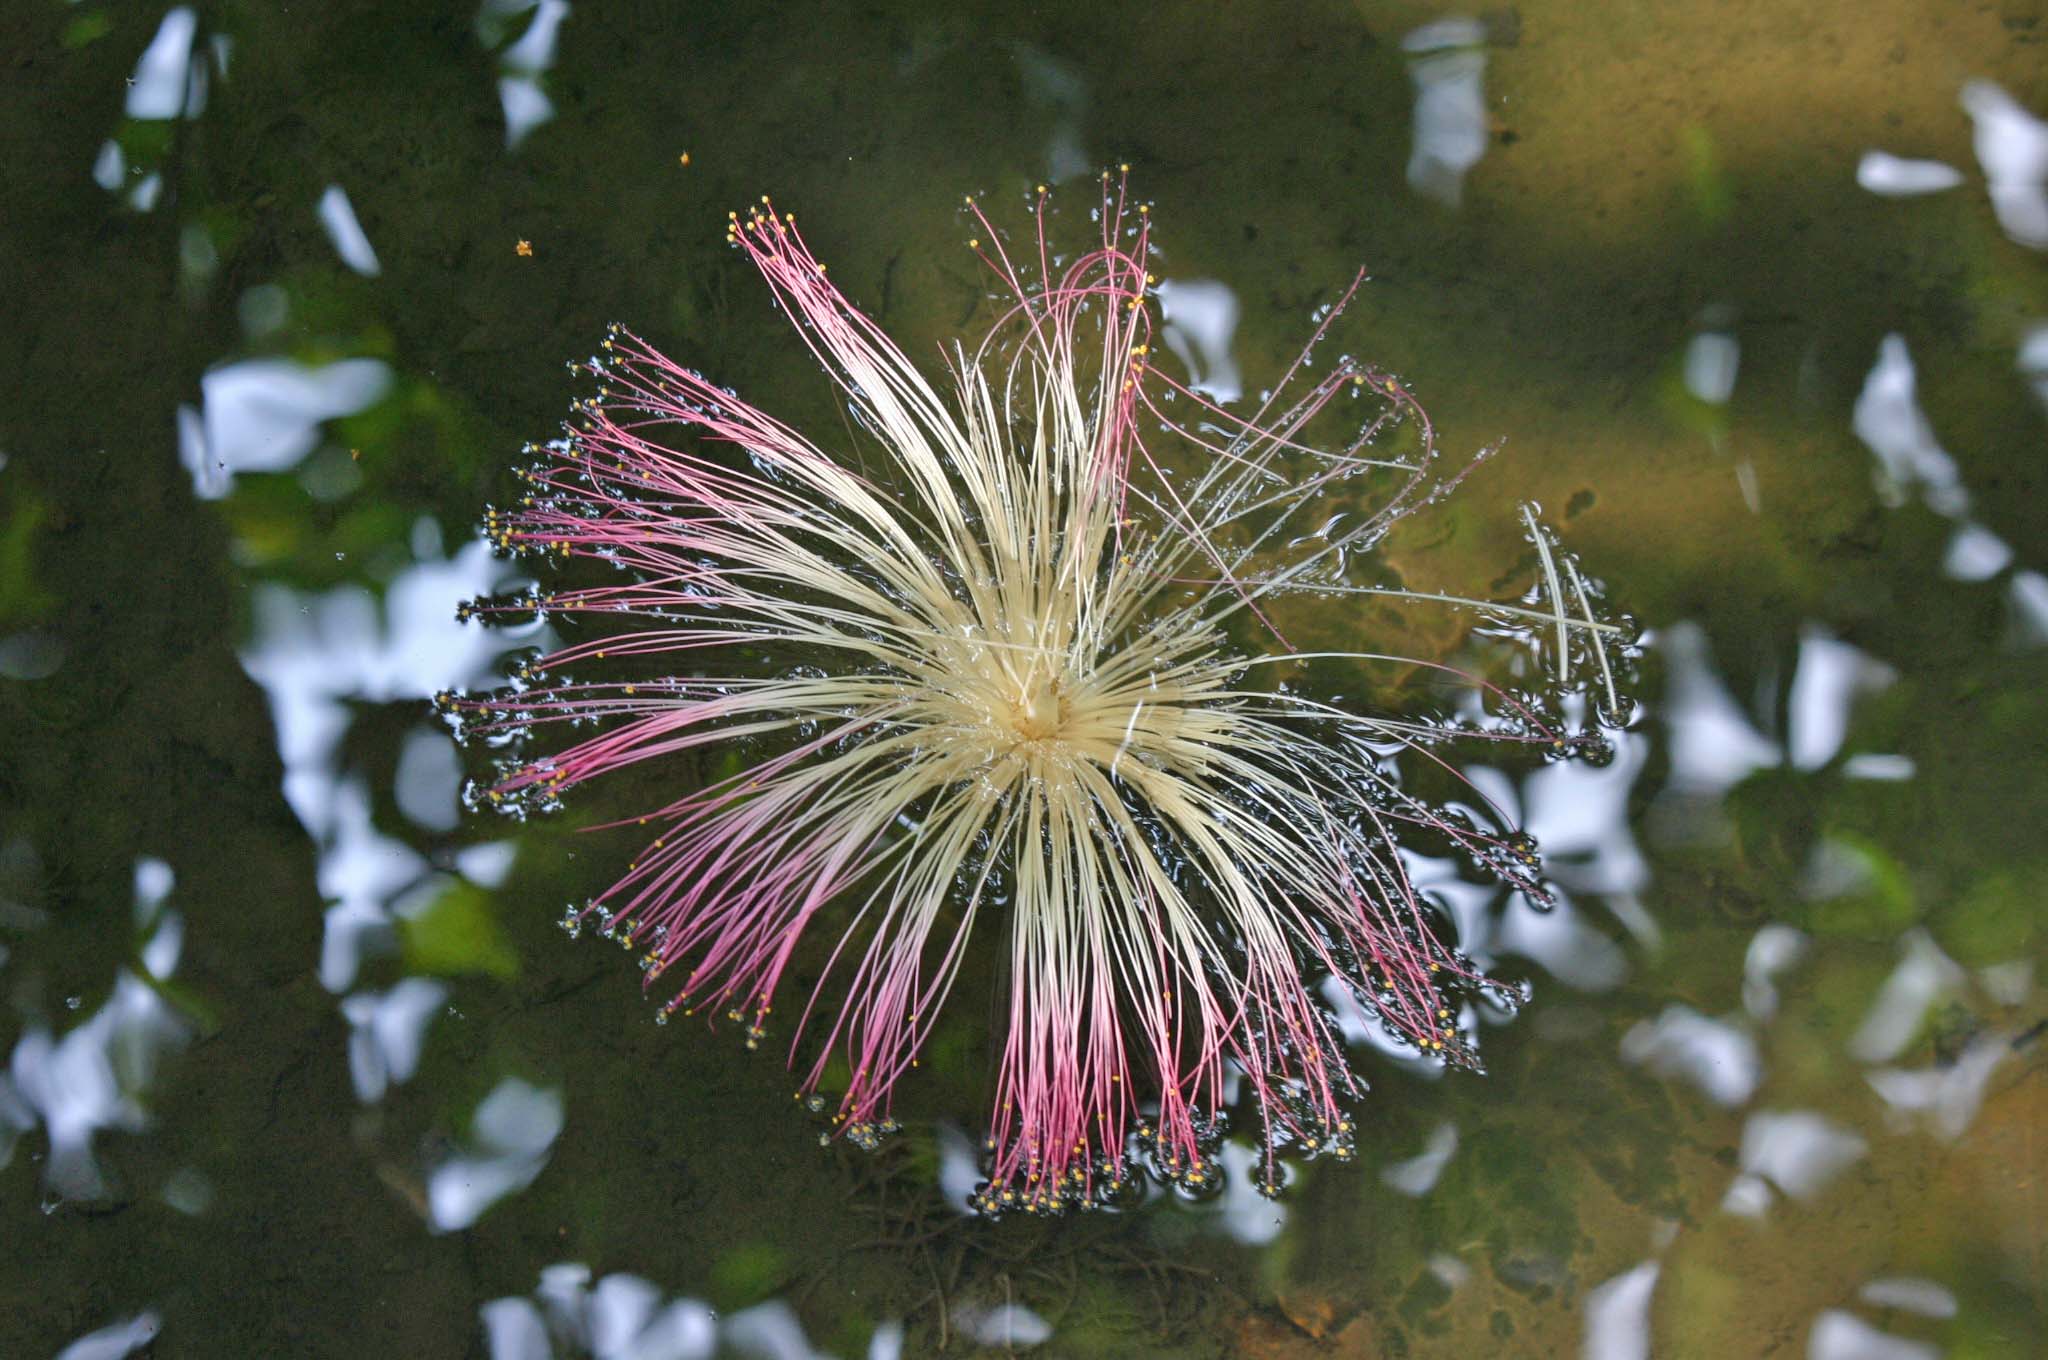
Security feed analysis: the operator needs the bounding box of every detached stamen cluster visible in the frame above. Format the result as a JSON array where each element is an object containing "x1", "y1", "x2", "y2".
[{"x1": 442, "y1": 172, "x2": 1626, "y2": 1216}]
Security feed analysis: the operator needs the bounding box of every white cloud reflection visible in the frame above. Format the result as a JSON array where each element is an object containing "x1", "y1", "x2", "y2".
[
  {"x1": 1380, "y1": 1119, "x2": 1458, "y2": 1196},
  {"x1": 1960, "y1": 79, "x2": 2048, "y2": 250},
  {"x1": 342, "y1": 976, "x2": 447, "y2": 1103},
  {"x1": 1681, "y1": 329, "x2": 1740, "y2": 407},
  {"x1": 1848, "y1": 929, "x2": 1963, "y2": 1064},
  {"x1": 1866, "y1": 1029, "x2": 2012, "y2": 1142},
  {"x1": 1013, "y1": 46, "x2": 1091, "y2": 185},
  {"x1": 481, "y1": 1265, "x2": 904, "y2": 1360},
  {"x1": 1847, "y1": 329, "x2": 2048, "y2": 632},
  {"x1": 55, "y1": 1311, "x2": 163, "y2": 1360},
  {"x1": 1208, "y1": 1138, "x2": 1291, "y2": 1244},
  {"x1": 125, "y1": 8, "x2": 198, "y2": 119},
  {"x1": 482, "y1": 0, "x2": 571, "y2": 150},
  {"x1": 1402, "y1": 19, "x2": 1489, "y2": 207},
  {"x1": 954, "y1": 1303, "x2": 1053, "y2": 1350},
  {"x1": 1854, "y1": 151, "x2": 1964, "y2": 197},
  {"x1": 1787, "y1": 629, "x2": 1895, "y2": 770},
  {"x1": 1581, "y1": 1260, "x2": 1658, "y2": 1360},
  {"x1": 233, "y1": 524, "x2": 535, "y2": 1112},
  {"x1": 933, "y1": 1121, "x2": 984, "y2": 1212},
  {"x1": 429, "y1": 1076, "x2": 564, "y2": 1231},
  {"x1": 1943, "y1": 520, "x2": 2014, "y2": 582},
  {"x1": 92, "y1": 139, "x2": 125, "y2": 192},
  {"x1": 3, "y1": 861, "x2": 190, "y2": 1201},
  {"x1": 1155, "y1": 279, "x2": 1243, "y2": 403},
  {"x1": 1722, "y1": 1110, "x2": 1866, "y2": 1217},
  {"x1": 1808, "y1": 1310, "x2": 1938, "y2": 1360},
  {"x1": 1656, "y1": 622, "x2": 1780, "y2": 799},
  {"x1": 179, "y1": 357, "x2": 393, "y2": 500},
  {"x1": 317, "y1": 184, "x2": 383, "y2": 277},
  {"x1": 1741, "y1": 924, "x2": 1808, "y2": 1022},
  {"x1": 1857, "y1": 1276, "x2": 1958, "y2": 1319},
  {"x1": 239, "y1": 528, "x2": 527, "y2": 958},
  {"x1": 1620, "y1": 1005, "x2": 1760, "y2": 1107},
  {"x1": 1458, "y1": 724, "x2": 1651, "y2": 986},
  {"x1": 397, "y1": 724, "x2": 466, "y2": 831},
  {"x1": 2020, "y1": 323, "x2": 2048, "y2": 413},
  {"x1": 1852, "y1": 335, "x2": 1967, "y2": 517}
]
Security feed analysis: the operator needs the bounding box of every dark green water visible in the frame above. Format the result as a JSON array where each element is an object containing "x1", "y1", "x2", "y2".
[{"x1": 3, "y1": 2, "x2": 2043, "y2": 1356}]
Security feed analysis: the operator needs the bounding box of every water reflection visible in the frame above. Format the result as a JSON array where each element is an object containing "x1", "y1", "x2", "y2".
[
  {"x1": 11, "y1": 1, "x2": 2044, "y2": 1353},
  {"x1": 1592, "y1": 558, "x2": 2038, "y2": 1353},
  {"x1": 340, "y1": 975, "x2": 445, "y2": 1103},
  {"x1": 481, "y1": 0, "x2": 572, "y2": 151},
  {"x1": 1740, "y1": 923, "x2": 1809, "y2": 1021},
  {"x1": 1853, "y1": 335, "x2": 1968, "y2": 517},
  {"x1": 178, "y1": 356, "x2": 392, "y2": 500},
  {"x1": 1856, "y1": 151, "x2": 1965, "y2": 197},
  {"x1": 1809, "y1": 1309, "x2": 1939, "y2": 1360},
  {"x1": 317, "y1": 184, "x2": 384, "y2": 277},
  {"x1": 1655, "y1": 622, "x2": 1780, "y2": 803},
  {"x1": 1379, "y1": 1118, "x2": 1457, "y2": 1196},
  {"x1": 123, "y1": 7, "x2": 197, "y2": 120},
  {"x1": 428, "y1": 1076, "x2": 564, "y2": 1232},
  {"x1": 1620, "y1": 1005, "x2": 1759, "y2": 1107},
  {"x1": 954, "y1": 1301, "x2": 1053, "y2": 1350},
  {"x1": 53, "y1": 1310, "x2": 162, "y2": 1360},
  {"x1": 1850, "y1": 328, "x2": 2048, "y2": 641},
  {"x1": 2021, "y1": 324, "x2": 2048, "y2": 413},
  {"x1": 238, "y1": 523, "x2": 533, "y2": 1123},
  {"x1": 1155, "y1": 279, "x2": 1244, "y2": 404},
  {"x1": 1867, "y1": 1027, "x2": 2016, "y2": 1144},
  {"x1": 98, "y1": 5, "x2": 228, "y2": 215},
  {"x1": 1401, "y1": 19, "x2": 1489, "y2": 208},
  {"x1": 1850, "y1": 929, "x2": 1965, "y2": 1064},
  {"x1": 241, "y1": 524, "x2": 522, "y2": 846},
  {"x1": 483, "y1": 1264, "x2": 906, "y2": 1360},
  {"x1": 1960, "y1": 80, "x2": 2048, "y2": 251},
  {"x1": 1581, "y1": 1259, "x2": 1659, "y2": 1360},
  {"x1": 1725, "y1": 1109, "x2": 1867, "y2": 1214},
  {"x1": 2, "y1": 860, "x2": 188, "y2": 1202},
  {"x1": 1860, "y1": 1277, "x2": 1960, "y2": 1321},
  {"x1": 1013, "y1": 46, "x2": 1091, "y2": 185}
]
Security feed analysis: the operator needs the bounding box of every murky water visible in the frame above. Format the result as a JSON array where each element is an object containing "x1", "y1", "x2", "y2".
[{"x1": 3, "y1": 2, "x2": 2044, "y2": 1356}]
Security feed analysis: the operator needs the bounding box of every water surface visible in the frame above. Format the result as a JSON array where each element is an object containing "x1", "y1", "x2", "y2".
[{"x1": 3, "y1": 1, "x2": 2043, "y2": 1356}]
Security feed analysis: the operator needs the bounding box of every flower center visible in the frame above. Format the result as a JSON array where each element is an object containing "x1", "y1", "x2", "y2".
[{"x1": 1007, "y1": 679, "x2": 1067, "y2": 743}]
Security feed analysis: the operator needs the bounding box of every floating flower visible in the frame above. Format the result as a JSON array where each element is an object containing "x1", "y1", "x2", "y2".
[{"x1": 443, "y1": 174, "x2": 1626, "y2": 1215}]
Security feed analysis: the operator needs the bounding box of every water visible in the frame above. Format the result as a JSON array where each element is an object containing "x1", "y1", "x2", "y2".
[{"x1": 4, "y1": 1, "x2": 2045, "y2": 1356}]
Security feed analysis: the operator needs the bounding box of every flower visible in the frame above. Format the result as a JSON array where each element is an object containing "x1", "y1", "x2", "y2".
[{"x1": 443, "y1": 174, "x2": 1625, "y2": 1215}]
